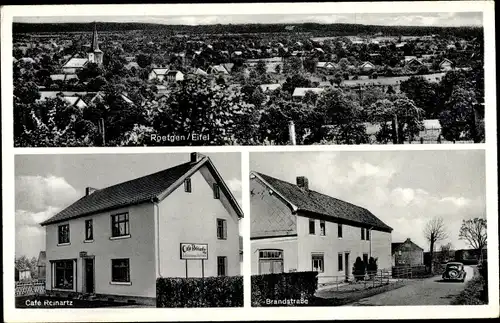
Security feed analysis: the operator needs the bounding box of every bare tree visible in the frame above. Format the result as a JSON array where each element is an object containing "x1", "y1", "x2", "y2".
[
  {"x1": 424, "y1": 217, "x2": 448, "y2": 273},
  {"x1": 459, "y1": 217, "x2": 487, "y2": 252}
]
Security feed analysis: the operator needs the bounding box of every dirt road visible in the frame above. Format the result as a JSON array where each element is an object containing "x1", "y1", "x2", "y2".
[{"x1": 348, "y1": 266, "x2": 475, "y2": 306}]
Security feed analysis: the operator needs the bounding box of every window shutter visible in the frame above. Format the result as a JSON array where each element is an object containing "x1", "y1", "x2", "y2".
[{"x1": 223, "y1": 220, "x2": 227, "y2": 239}]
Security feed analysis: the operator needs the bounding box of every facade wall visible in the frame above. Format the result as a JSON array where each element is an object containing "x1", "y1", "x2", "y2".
[
  {"x1": 45, "y1": 203, "x2": 156, "y2": 298},
  {"x1": 157, "y1": 166, "x2": 241, "y2": 278},
  {"x1": 295, "y1": 214, "x2": 391, "y2": 283},
  {"x1": 250, "y1": 237, "x2": 298, "y2": 275},
  {"x1": 392, "y1": 244, "x2": 424, "y2": 266}
]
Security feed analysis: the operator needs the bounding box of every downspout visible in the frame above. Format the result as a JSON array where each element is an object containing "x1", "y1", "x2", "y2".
[{"x1": 153, "y1": 199, "x2": 161, "y2": 278}]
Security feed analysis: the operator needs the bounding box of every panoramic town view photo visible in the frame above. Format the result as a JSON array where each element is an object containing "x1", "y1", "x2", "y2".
[
  {"x1": 15, "y1": 152, "x2": 244, "y2": 308},
  {"x1": 13, "y1": 12, "x2": 484, "y2": 147},
  {"x1": 249, "y1": 150, "x2": 488, "y2": 306}
]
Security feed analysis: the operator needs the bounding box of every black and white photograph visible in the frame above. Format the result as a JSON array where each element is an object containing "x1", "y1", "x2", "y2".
[
  {"x1": 2, "y1": 1, "x2": 498, "y2": 322},
  {"x1": 14, "y1": 152, "x2": 244, "y2": 308},
  {"x1": 12, "y1": 11, "x2": 485, "y2": 147},
  {"x1": 250, "y1": 150, "x2": 488, "y2": 307}
]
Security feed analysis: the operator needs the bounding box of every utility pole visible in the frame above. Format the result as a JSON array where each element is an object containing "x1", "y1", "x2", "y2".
[
  {"x1": 288, "y1": 121, "x2": 297, "y2": 145},
  {"x1": 392, "y1": 114, "x2": 399, "y2": 144},
  {"x1": 98, "y1": 118, "x2": 106, "y2": 146}
]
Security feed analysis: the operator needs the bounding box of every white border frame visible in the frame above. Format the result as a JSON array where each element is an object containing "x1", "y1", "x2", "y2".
[{"x1": 2, "y1": 1, "x2": 498, "y2": 321}]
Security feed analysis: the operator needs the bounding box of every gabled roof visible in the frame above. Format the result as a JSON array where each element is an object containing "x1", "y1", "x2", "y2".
[
  {"x1": 359, "y1": 61, "x2": 375, "y2": 69},
  {"x1": 392, "y1": 239, "x2": 423, "y2": 253},
  {"x1": 209, "y1": 65, "x2": 229, "y2": 74},
  {"x1": 292, "y1": 87, "x2": 325, "y2": 97},
  {"x1": 252, "y1": 172, "x2": 392, "y2": 232},
  {"x1": 259, "y1": 83, "x2": 281, "y2": 92},
  {"x1": 41, "y1": 154, "x2": 243, "y2": 226},
  {"x1": 152, "y1": 68, "x2": 169, "y2": 75},
  {"x1": 439, "y1": 58, "x2": 453, "y2": 66},
  {"x1": 63, "y1": 57, "x2": 89, "y2": 69}
]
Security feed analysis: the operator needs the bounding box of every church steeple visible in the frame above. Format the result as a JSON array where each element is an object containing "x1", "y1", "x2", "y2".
[
  {"x1": 87, "y1": 22, "x2": 103, "y2": 65},
  {"x1": 91, "y1": 22, "x2": 100, "y2": 51}
]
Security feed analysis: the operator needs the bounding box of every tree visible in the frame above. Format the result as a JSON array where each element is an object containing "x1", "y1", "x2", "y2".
[
  {"x1": 255, "y1": 60, "x2": 267, "y2": 75},
  {"x1": 281, "y1": 74, "x2": 312, "y2": 95},
  {"x1": 153, "y1": 77, "x2": 260, "y2": 145},
  {"x1": 366, "y1": 97, "x2": 424, "y2": 144},
  {"x1": 77, "y1": 62, "x2": 104, "y2": 82},
  {"x1": 283, "y1": 56, "x2": 303, "y2": 74},
  {"x1": 437, "y1": 243, "x2": 454, "y2": 264},
  {"x1": 136, "y1": 53, "x2": 152, "y2": 68},
  {"x1": 400, "y1": 76, "x2": 437, "y2": 118},
  {"x1": 459, "y1": 218, "x2": 487, "y2": 252},
  {"x1": 316, "y1": 89, "x2": 368, "y2": 144},
  {"x1": 439, "y1": 86, "x2": 483, "y2": 143},
  {"x1": 424, "y1": 217, "x2": 448, "y2": 273},
  {"x1": 352, "y1": 257, "x2": 366, "y2": 281}
]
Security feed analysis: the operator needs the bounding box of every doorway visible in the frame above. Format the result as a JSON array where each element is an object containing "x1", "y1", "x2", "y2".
[
  {"x1": 344, "y1": 252, "x2": 350, "y2": 280},
  {"x1": 84, "y1": 258, "x2": 95, "y2": 294}
]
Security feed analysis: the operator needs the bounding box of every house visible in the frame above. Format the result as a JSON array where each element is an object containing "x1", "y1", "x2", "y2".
[
  {"x1": 194, "y1": 68, "x2": 208, "y2": 77},
  {"x1": 208, "y1": 65, "x2": 229, "y2": 75},
  {"x1": 316, "y1": 62, "x2": 337, "y2": 70},
  {"x1": 148, "y1": 68, "x2": 169, "y2": 82},
  {"x1": 359, "y1": 61, "x2": 376, "y2": 72},
  {"x1": 61, "y1": 23, "x2": 103, "y2": 74},
  {"x1": 439, "y1": 59, "x2": 453, "y2": 71},
  {"x1": 40, "y1": 153, "x2": 243, "y2": 305},
  {"x1": 391, "y1": 238, "x2": 424, "y2": 267},
  {"x1": 259, "y1": 84, "x2": 281, "y2": 92},
  {"x1": 165, "y1": 70, "x2": 184, "y2": 82},
  {"x1": 62, "y1": 58, "x2": 89, "y2": 74},
  {"x1": 405, "y1": 58, "x2": 423, "y2": 70},
  {"x1": 38, "y1": 251, "x2": 47, "y2": 280},
  {"x1": 292, "y1": 87, "x2": 325, "y2": 98},
  {"x1": 124, "y1": 62, "x2": 140, "y2": 70},
  {"x1": 50, "y1": 74, "x2": 79, "y2": 82},
  {"x1": 250, "y1": 172, "x2": 393, "y2": 284}
]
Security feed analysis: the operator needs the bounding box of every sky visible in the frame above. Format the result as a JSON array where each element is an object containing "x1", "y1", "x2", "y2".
[
  {"x1": 15, "y1": 152, "x2": 241, "y2": 259},
  {"x1": 14, "y1": 12, "x2": 483, "y2": 27},
  {"x1": 250, "y1": 150, "x2": 486, "y2": 252}
]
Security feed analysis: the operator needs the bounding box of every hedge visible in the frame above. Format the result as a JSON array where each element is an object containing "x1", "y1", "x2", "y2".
[
  {"x1": 251, "y1": 271, "x2": 318, "y2": 307},
  {"x1": 156, "y1": 276, "x2": 243, "y2": 307}
]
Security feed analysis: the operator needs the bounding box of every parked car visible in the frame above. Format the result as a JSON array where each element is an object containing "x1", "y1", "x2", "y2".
[{"x1": 442, "y1": 262, "x2": 467, "y2": 282}]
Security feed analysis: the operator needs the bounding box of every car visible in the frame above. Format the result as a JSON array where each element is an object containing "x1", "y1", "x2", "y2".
[{"x1": 442, "y1": 262, "x2": 467, "y2": 282}]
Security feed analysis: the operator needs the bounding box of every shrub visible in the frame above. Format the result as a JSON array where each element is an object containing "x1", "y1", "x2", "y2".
[
  {"x1": 251, "y1": 271, "x2": 318, "y2": 307},
  {"x1": 451, "y1": 276, "x2": 486, "y2": 305},
  {"x1": 353, "y1": 257, "x2": 366, "y2": 281},
  {"x1": 156, "y1": 276, "x2": 243, "y2": 307}
]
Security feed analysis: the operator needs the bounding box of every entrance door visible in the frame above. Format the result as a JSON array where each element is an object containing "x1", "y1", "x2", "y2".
[
  {"x1": 344, "y1": 252, "x2": 350, "y2": 280},
  {"x1": 84, "y1": 258, "x2": 94, "y2": 294}
]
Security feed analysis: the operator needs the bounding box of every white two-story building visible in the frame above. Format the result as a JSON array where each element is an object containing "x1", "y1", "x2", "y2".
[
  {"x1": 41, "y1": 153, "x2": 243, "y2": 305},
  {"x1": 250, "y1": 172, "x2": 392, "y2": 284}
]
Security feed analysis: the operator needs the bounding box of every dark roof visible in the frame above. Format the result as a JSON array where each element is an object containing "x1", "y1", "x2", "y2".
[
  {"x1": 254, "y1": 172, "x2": 392, "y2": 232},
  {"x1": 392, "y1": 239, "x2": 423, "y2": 252},
  {"x1": 41, "y1": 156, "x2": 243, "y2": 226}
]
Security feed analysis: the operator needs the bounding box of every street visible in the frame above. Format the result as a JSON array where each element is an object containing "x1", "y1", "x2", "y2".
[{"x1": 348, "y1": 266, "x2": 475, "y2": 306}]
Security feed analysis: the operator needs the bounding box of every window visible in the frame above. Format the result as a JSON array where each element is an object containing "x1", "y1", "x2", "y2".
[
  {"x1": 366, "y1": 228, "x2": 371, "y2": 241},
  {"x1": 111, "y1": 259, "x2": 130, "y2": 282},
  {"x1": 338, "y1": 223, "x2": 343, "y2": 238},
  {"x1": 361, "y1": 227, "x2": 365, "y2": 240},
  {"x1": 320, "y1": 220, "x2": 326, "y2": 236},
  {"x1": 338, "y1": 253, "x2": 343, "y2": 271},
  {"x1": 184, "y1": 178, "x2": 192, "y2": 193},
  {"x1": 309, "y1": 219, "x2": 315, "y2": 234},
  {"x1": 111, "y1": 213, "x2": 129, "y2": 237},
  {"x1": 217, "y1": 256, "x2": 227, "y2": 276},
  {"x1": 54, "y1": 260, "x2": 73, "y2": 289},
  {"x1": 58, "y1": 224, "x2": 70, "y2": 244},
  {"x1": 217, "y1": 219, "x2": 227, "y2": 240},
  {"x1": 312, "y1": 254, "x2": 324, "y2": 273},
  {"x1": 85, "y1": 220, "x2": 93, "y2": 241},
  {"x1": 363, "y1": 253, "x2": 369, "y2": 264},
  {"x1": 259, "y1": 249, "x2": 284, "y2": 274},
  {"x1": 213, "y1": 183, "x2": 220, "y2": 199}
]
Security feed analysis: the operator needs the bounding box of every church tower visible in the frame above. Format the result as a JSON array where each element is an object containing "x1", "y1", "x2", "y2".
[{"x1": 87, "y1": 22, "x2": 103, "y2": 65}]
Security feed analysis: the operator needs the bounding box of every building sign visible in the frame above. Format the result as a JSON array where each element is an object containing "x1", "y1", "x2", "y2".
[
  {"x1": 180, "y1": 243, "x2": 208, "y2": 260},
  {"x1": 79, "y1": 251, "x2": 88, "y2": 257}
]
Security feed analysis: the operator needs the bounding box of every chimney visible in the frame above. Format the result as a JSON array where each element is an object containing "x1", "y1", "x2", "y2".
[
  {"x1": 190, "y1": 152, "x2": 204, "y2": 163},
  {"x1": 296, "y1": 176, "x2": 309, "y2": 190},
  {"x1": 85, "y1": 187, "x2": 98, "y2": 196}
]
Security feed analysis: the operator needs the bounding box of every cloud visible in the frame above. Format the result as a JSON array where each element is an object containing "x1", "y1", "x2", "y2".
[
  {"x1": 15, "y1": 175, "x2": 80, "y2": 258},
  {"x1": 16, "y1": 175, "x2": 81, "y2": 212}
]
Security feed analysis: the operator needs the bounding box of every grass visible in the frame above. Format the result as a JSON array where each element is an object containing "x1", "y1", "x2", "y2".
[{"x1": 451, "y1": 276, "x2": 487, "y2": 305}]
